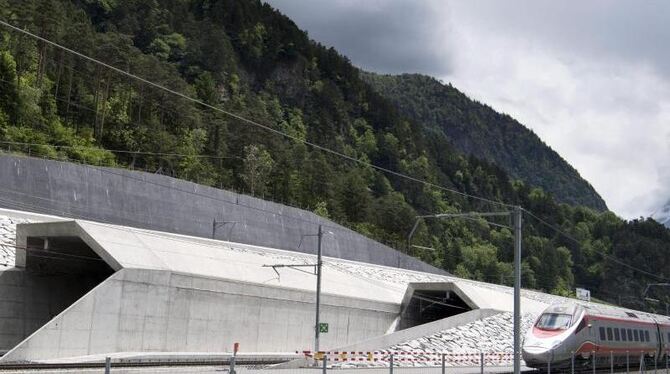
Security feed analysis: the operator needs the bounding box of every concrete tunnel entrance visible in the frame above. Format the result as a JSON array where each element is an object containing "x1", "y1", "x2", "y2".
[
  {"x1": 25, "y1": 236, "x2": 114, "y2": 280},
  {"x1": 0, "y1": 235, "x2": 115, "y2": 356},
  {"x1": 398, "y1": 282, "x2": 476, "y2": 330}
]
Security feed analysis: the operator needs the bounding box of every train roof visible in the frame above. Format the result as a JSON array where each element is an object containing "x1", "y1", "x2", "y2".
[{"x1": 566, "y1": 300, "x2": 670, "y2": 325}]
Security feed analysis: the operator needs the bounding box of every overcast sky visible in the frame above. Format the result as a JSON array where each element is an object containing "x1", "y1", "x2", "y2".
[{"x1": 265, "y1": 0, "x2": 670, "y2": 219}]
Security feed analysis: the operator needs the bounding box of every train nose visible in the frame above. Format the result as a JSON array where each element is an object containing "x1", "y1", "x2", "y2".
[{"x1": 522, "y1": 345, "x2": 554, "y2": 366}]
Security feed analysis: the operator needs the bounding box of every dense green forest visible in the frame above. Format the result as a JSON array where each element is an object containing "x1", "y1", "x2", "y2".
[
  {"x1": 0, "y1": 0, "x2": 668, "y2": 313},
  {"x1": 362, "y1": 73, "x2": 607, "y2": 211}
]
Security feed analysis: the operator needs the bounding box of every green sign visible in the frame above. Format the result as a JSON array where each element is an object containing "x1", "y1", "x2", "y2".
[{"x1": 319, "y1": 323, "x2": 329, "y2": 333}]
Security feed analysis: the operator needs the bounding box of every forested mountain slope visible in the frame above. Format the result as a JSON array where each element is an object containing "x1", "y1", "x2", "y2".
[
  {"x1": 362, "y1": 73, "x2": 607, "y2": 211},
  {"x1": 0, "y1": 0, "x2": 668, "y2": 312}
]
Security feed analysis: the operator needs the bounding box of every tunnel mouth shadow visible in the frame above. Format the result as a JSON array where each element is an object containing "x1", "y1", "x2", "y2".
[
  {"x1": 0, "y1": 235, "x2": 115, "y2": 357},
  {"x1": 398, "y1": 282, "x2": 477, "y2": 330}
]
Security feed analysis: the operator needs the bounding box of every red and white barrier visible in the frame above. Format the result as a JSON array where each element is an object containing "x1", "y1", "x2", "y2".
[{"x1": 297, "y1": 350, "x2": 514, "y2": 366}]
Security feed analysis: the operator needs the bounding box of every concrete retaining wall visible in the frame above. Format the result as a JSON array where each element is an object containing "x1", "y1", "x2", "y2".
[
  {"x1": 0, "y1": 155, "x2": 442, "y2": 274},
  {"x1": 1, "y1": 268, "x2": 398, "y2": 362}
]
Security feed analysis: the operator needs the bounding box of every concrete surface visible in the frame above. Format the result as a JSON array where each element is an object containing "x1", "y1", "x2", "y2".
[
  {"x1": 2, "y1": 209, "x2": 658, "y2": 368},
  {"x1": 15, "y1": 220, "x2": 408, "y2": 305},
  {"x1": 0, "y1": 155, "x2": 442, "y2": 274},
  {"x1": 0, "y1": 269, "x2": 98, "y2": 355},
  {"x1": 0, "y1": 216, "x2": 555, "y2": 365},
  {"x1": 334, "y1": 309, "x2": 502, "y2": 352},
  {"x1": 1, "y1": 267, "x2": 398, "y2": 362}
]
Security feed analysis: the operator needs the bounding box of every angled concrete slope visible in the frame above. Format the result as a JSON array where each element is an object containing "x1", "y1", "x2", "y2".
[
  {"x1": 334, "y1": 308, "x2": 502, "y2": 352},
  {"x1": 2, "y1": 220, "x2": 407, "y2": 362},
  {"x1": 1, "y1": 268, "x2": 397, "y2": 362},
  {"x1": 15, "y1": 220, "x2": 406, "y2": 304},
  {"x1": 0, "y1": 217, "x2": 559, "y2": 363}
]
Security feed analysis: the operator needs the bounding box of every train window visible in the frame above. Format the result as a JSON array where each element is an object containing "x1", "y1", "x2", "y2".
[
  {"x1": 614, "y1": 328, "x2": 621, "y2": 341},
  {"x1": 536, "y1": 313, "x2": 572, "y2": 330},
  {"x1": 645, "y1": 331, "x2": 650, "y2": 342},
  {"x1": 628, "y1": 329, "x2": 633, "y2": 341},
  {"x1": 599, "y1": 327, "x2": 606, "y2": 340},
  {"x1": 575, "y1": 318, "x2": 588, "y2": 334},
  {"x1": 607, "y1": 327, "x2": 613, "y2": 341},
  {"x1": 621, "y1": 328, "x2": 627, "y2": 341},
  {"x1": 634, "y1": 330, "x2": 639, "y2": 341}
]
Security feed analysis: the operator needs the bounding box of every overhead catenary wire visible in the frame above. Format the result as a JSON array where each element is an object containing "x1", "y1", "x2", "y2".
[
  {"x1": 0, "y1": 18, "x2": 513, "y2": 210},
  {"x1": 1, "y1": 19, "x2": 666, "y2": 288},
  {"x1": 522, "y1": 208, "x2": 670, "y2": 282},
  {"x1": 0, "y1": 140, "x2": 244, "y2": 161}
]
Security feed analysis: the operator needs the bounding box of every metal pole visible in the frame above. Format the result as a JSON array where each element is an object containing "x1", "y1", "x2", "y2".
[
  {"x1": 628, "y1": 351, "x2": 630, "y2": 374},
  {"x1": 593, "y1": 351, "x2": 596, "y2": 374},
  {"x1": 407, "y1": 218, "x2": 421, "y2": 254},
  {"x1": 315, "y1": 224, "x2": 323, "y2": 354},
  {"x1": 571, "y1": 351, "x2": 575, "y2": 374},
  {"x1": 322, "y1": 354, "x2": 327, "y2": 374},
  {"x1": 480, "y1": 352, "x2": 484, "y2": 374},
  {"x1": 640, "y1": 352, "x2": 644, "y2": 374},
  {"x1": 513, "y1": 206, "x2": 522, "y2": 374},
  {"x1": 230, "y1": 343, "x2": 239, "y2": 373},
  {"x1": 548, "y1": 354, "x2": 551, "y2": 374},
  {"x1": 212, "y1": 219, "x2": 216, "y2": 239},
  {"x1": 389, "y1": 353, "x2": 394, "y2": 374},
  {"x1": 611, "y1": 351, "x2": 614, "y2": 374},
  {"x1": 104, "y1": 356, "x2": 111, "y2": 374},
  {"x1": 442, "y1": 353, "x2": 446, "y2": 374}
]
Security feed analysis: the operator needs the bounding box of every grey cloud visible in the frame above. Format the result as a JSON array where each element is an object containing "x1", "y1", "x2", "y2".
[
  {"x1": 449, "y1": 0, "x2": 670, "y2": 79},
  {"x1": 265, "y1": 0, "x2": 670, "y2": 218},
  {"x1": 264, "y1": 0, "x2": 454, "y2": 75}
]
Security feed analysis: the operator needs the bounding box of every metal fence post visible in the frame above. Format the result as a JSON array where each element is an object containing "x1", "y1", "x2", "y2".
[
  {"x1": 389, "y1": 353, "x2": 394, "y2": 374},
  {"x1": 322, "y1": 354, "x2": 327, "y2": 374},
  {"x1": 666, "y1": 351, "x2": 668, "y2": 374},
  {"x1": 480, "y1": 352, "x2": 484, "y2": 374},
  {"x1": 571, "y1": 351, "x2": 575, "y2": 374},
  {"x1": 611, "y1": 351, "x2": 614, "y2": 374},
  {"x1": 593, "y1": 351, "x2": 596, "y2": 374},
  {"x1": 627, "y1": 351, "x2": 630, "y2": 374},
  {"x1": 104, "y1": 356, "x2": 111, "y2": 374},
  {"x1": 442, "y1": 353, "x2": 446, "y2": 374},
  {"x1": 548, "y1": 353, "x2": 551, "y2": 374},
  {"x1": 640, "y1": 352, "x2": 644, "y2": 374},
  {"x1": 656, "y1": 353, "x2": 659, "y2": 374}
]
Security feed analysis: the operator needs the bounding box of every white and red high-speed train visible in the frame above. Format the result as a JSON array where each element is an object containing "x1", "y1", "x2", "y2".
[{"x1": 523, "y1": 302, "x2": 670, "y2": 369}]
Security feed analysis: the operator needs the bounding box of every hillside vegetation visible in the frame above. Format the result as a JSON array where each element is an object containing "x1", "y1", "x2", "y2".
[
  {"x1": 362, "y1": 73, "x2": 606, "y2": 211},
  {"x1": 0, "y1": 0, "x2": 668, "y2": 312}
]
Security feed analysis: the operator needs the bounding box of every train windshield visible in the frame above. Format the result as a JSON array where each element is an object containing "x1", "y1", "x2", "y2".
[{"x1": 535, "y1": 313, "x2": 572, "y2": 330}]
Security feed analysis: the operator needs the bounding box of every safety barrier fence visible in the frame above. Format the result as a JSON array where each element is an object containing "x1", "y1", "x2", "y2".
[
  {"x1": 14, "y1": 349, "x2": 670, "y2": 373},
  {"x1": 299, "y1": 350, "x2": 514, "y2": 366},
  {"x1": 534, "y1": 349, "x2": 670, "y2": 374}
]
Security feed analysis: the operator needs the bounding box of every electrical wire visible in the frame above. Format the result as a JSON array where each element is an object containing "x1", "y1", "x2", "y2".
[
  {"x1": 1, "y1": 19, "x2": 666, "y2": 287},
  {"x1": 522, "y1": 208, "x2": 670, "y2": 282},
  {"x1": 0, "y1": 18, "x2": 514, "y2": 209},
  {"x1": 0, "y1": 140, "x2": 244, "y2": 161}
]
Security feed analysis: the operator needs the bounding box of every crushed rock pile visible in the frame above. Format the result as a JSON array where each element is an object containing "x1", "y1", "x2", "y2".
[{"x1": 0, "y1": 215, "x2": 29, "y2": 269}]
